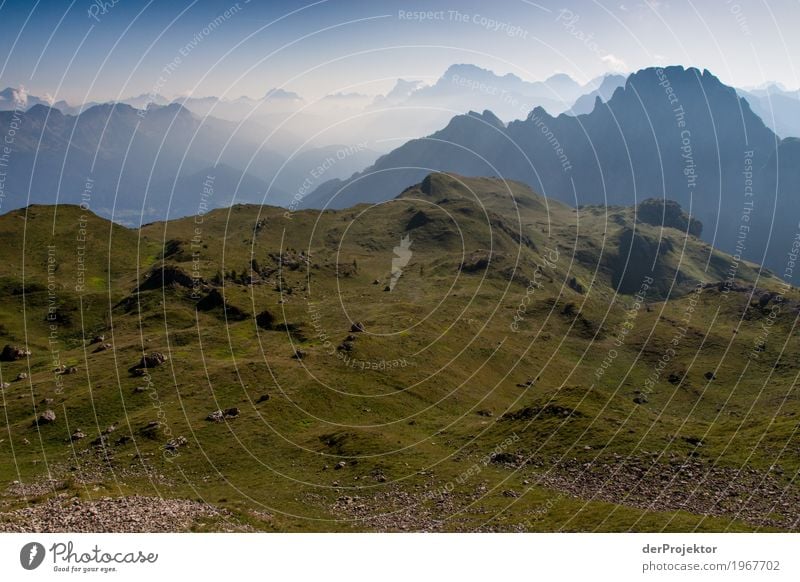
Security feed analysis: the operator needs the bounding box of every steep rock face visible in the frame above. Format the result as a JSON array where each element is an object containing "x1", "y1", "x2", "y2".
[
  {"x1": 637, "y1": 198, "x2": 702, "y2": 237},
  {"x1": 611, "y1": 228, "x2": 674, "y2": 295},
  {"x1": 304, "y1": 67, "x2": 794, "y2": 276}
]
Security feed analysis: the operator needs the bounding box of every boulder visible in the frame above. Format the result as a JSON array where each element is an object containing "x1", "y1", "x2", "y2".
[
  {"x1": 141, "y1": 421, "x2": 162, "y2": 437},
  {"x1": 206, "y1": 410, "x2": 225, "y2": 423},
  {"x1": 71, "y1": 429, "x2": 86, "y2": 441},
  {"x1": 165, "y1": 436, "x2": 188, "y2": 451},
  {"x1": 134, "y1": 352, "x2": 168, "y2": 369},
  {"x1": 206, "y1": 408, "x2": 240, "y2": 422},
  {"x1": 1, "y1": 344, "x2": 30, "y2": 361},
  {"x1": 37, "y1": 410, "x2": 56, "y2": 425},
  {"x1": 350, "y1": 321, "x2": 365, "y2": 333}
]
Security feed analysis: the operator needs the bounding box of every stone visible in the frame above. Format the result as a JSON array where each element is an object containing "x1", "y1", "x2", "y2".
[
  {"x1": 135, "y1": 352, "x2": 168, "y2": 369},
  {"x1": 0, "y1": 344, "x2": 31, "y2": 361},
  {"x1": 350, "y1": 321, "x2": 365, "y2": 333},
  {"x1": 291, "y1": 349, "x2": 306, "y2": 360},
  {"x1": 93, "y1": 343, "x2": 112, "y2": 353},
  {"x1": 206, "y1": 410, "x2": 225, "y2": 423},
  {"x1": 15, "y1": 372, "x2": 27, "y2": 381},
  {"x1": 133, "y1": 386, "x2": 147, "y2": 393},
  {"x1": 90, "y1": 335, "x2": 105, "y2": 344},
  {"x1": 71, "y1": 430, "x2": 86, "y2": 441},
  {"x1": 37, "y1": 410, "x2": 56, "y2": 425},
  {"x1": 205, "y1": 409, "x2": 239, "y2": 422},
  {"x1": 257, "y1": 394, "x2": 270, "y2": 403},
  {"x1": 165, "y1": 436, "x2": 188, "y2": 451},
  {"x1": 334, "y1": 461, "x2": 346, "y2": 470}
]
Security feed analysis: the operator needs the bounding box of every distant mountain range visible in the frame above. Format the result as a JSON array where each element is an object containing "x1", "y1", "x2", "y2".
[
  {"x1": 303, "y1": 66, "x2": 799, "y2": 277},
  {"x1": 2, "y1": 65, "x2": 799, "y2": 272},
  {"x1": 0, "y1": 102, "x2": 378, "y2": 224},
  {"x1": 0, "y1": 67, "x2": 623, "y2": 154},
  {"x1": 569, "y1": 74, "x2": 627, "y2": 114},
  {"x1": 738, "y1": 84, "x2": 800, "y2": 139}
]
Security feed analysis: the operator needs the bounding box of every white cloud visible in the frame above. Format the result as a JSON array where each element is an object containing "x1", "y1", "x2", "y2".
[{"x1": 601, "y1": 54, "x2": 628, "y2": 72}]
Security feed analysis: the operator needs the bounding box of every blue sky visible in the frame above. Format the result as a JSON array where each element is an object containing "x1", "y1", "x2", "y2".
[{"x1": 1, "y1": 0, "x2": 798, "y2": 103}]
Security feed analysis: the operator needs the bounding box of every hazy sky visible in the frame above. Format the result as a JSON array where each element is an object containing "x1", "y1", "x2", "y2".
[{"x1": 0, "y1": 0, "x2": 798, "y2": 104}]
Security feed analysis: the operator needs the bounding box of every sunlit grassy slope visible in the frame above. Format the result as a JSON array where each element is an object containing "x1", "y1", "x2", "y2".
[{"x1": 0, "y1": 173, "x2": 796, "y2": 532}]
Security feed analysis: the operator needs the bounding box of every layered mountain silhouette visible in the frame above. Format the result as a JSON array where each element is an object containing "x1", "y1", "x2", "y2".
[
  {"x1": 569, "y1": 74, "x2": 626, "y2": 114},
  {"x1": 304, "y1": 66, "x2": 798, "y2": 275},
  {"x1": 738, "y1": 84, "x2": 800, "y2": 139},
  {"x1": 0, "y1": 102, "x2": 380, "y2": 223}
]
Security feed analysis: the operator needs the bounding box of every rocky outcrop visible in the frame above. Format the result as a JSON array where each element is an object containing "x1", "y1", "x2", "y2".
[
  {"x1": 0, "y1": 344, "x2": 30, "y2": 361},
  {"x1": 637, "y1": 198, "x2": 703, "y2": 237},
  {"x1": 132, "y1": 352, "x2": 168, "y2": 370},
  {"x1": 136, "y1": 265, "x2": 196, "y2": 292},
  {"x1": 206, "y1": 408, "x2": 240, "y2": 423},
  {"x1": 36, "y1": 410, "x2": 56, "y2": 425}
]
